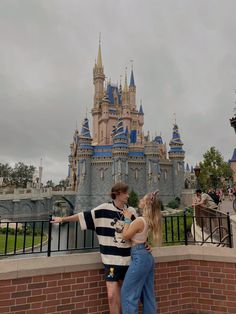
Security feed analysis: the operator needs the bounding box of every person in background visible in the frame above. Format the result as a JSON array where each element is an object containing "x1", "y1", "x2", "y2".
[
  {"x1": 121, "y1": 190, "x2": 162, "y2": 314},
  {"x1": 228, "y1": 186, "x2": 233, "y2": 201},
  {"x1": 193, "y1": 189, "x2": 218, "y2": 210}
]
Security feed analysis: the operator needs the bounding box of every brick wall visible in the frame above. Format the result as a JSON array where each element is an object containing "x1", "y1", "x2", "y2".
[{"x1": 0, "y1": 246, "x2": 236, "y2": 313}]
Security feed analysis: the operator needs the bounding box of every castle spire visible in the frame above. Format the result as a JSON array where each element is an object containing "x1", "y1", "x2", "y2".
[
  {"x1": 124, "y1": 68, "x2": 128, "y2": 93},
  {"x1": 129, "y1": 61, "x2": 135, "y2": 87},
  {"x1": 96, "y1": 33, "x2": 103, "y2": 69}
]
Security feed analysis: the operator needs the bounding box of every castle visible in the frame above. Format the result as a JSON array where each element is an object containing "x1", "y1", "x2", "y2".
[{"x1": 68, "y1": 42, "x2": 185, "y2": 211}]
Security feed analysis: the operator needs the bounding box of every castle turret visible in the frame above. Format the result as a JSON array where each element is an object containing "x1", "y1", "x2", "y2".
[
  {"x1": 168, "y1": 123, "x2": 185, "y2": 160},
  {"x1": 75, "y1": 118, "x2": 94, "y2": 210},
  {"x1": 68, "y1": 129, "x2": 79, "y2": 191},
  {"x1": 122, "y1": 70, "x2": 129, "y2": 105},
  {"x1": 138, "y1": 102, "x2": 144, "y2": 128},
  {"x1": 92, "y1": 40, "x2": 105, "y2": 144},
  {"x1": 99, "y1": 90, "x2": 110, "y2": 144},
  {"x1": 112, "y1": 118, "x2": 129, "y2": 183},
  {"x1": 168, "y1": 123, "x2": 185, "y2": 197},
  {"x1": 129, "y1": 68, "x2": 136, "y2": 110},
  {"x1": 93, "y1": 41, "x2": 105, "y2": 106}
]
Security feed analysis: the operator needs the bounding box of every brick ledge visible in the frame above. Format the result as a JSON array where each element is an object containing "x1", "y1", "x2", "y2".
[{"x1": 0, "y1": 245, "x2": 235, "y2": 280}]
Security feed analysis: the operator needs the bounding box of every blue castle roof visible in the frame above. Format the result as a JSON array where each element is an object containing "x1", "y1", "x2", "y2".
[
  {"x1": 129, "y1": 69, "x2": 135, "y2": 87},
  {"x1": 169, "y1": 123, "x2": 184, "y2": 154},
  {"x1": 230, "y1": 148, "x2": 236, "y2": 161},
  {"x1": 128, "y1": 151, "x2": 144, "y2": 157},
  {"x1": 139, "y1": 104, "x2": 144, "y2": 115},
  {"x1": 130, "y1": 130, "x2": 137, "y2": 143},
  {"x1": 112, "y1": 118, "x2": 128, "y2": 148},
  {"x1": 80, "y1": 118, "x2": 91, "y2": 138},
  {"x1": 107, "y1": 84, "x2": 122, "y2": 104},
  {"x1": 153, "y1": 135, "x2": 163, "y2": 144}
]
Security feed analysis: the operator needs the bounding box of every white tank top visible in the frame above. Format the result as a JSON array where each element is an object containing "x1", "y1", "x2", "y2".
[{"x1": 131, "y1": 217, "x2": 149, "y2": 244}]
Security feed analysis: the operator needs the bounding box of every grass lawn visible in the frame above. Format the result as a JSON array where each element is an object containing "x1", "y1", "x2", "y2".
[
  {"x1": 0, "y1": 234, "x2": 47, "y2": 254},
  {"x1": 162, "y1": 214, "x2": 193, "y2": 246}
]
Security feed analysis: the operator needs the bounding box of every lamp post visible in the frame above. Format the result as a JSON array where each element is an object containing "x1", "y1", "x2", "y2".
[{"x1": 194, "y1": 164, "x2": 201, "y2": 189}]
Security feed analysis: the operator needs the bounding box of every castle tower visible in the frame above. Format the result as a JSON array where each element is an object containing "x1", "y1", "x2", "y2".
[
  {"x1": 129, "y1": 67, "x2": 136, "y2": 110},
  {"x1": 75, "y1": 118, "x2": 93, "y2": 209},
  {"x1": 92, "y1": 40, "x2": 105, "y2": 144},
  {"x1": 68, "y1": 129, "x2": 79, "y2": 190},
  {"x1": 99, "y1": 90, "x2": 110, "y2": 144},
  {"x1": 168, "y1": 123, "x2": 185, "y2": 196},
  {"x1": 122, "y1": 70, "x2": 129, "y2": 106},
  {"x1": 112, "y1": 118, "x2": 129, "y2": 183}
]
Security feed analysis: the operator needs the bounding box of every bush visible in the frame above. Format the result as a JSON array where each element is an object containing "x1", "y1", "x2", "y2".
[
  {"x1": 167, "y1": 199, "x2": 179, "y2": 209},
  {"x1": 128, "y1": 189, "x2": 139, "y2": 208}
]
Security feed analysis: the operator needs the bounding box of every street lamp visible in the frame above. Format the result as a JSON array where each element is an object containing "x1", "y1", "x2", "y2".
[{"x1": 194, "y1": 164, "x2": 201, "y2": 189}]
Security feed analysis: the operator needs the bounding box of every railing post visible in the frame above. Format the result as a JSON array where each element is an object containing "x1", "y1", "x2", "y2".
[
  {"x1": 183, "y1": 210, "x2": 188, "y2": 245},
  {"x1": 227, "y1": 212, "x2": 232, "y2": 248},
  {"x1": 47, "y1": 215, "x2": 52, "y2": 257}
]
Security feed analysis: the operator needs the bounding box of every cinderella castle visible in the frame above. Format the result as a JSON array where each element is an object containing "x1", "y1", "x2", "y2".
[{"x1": 68, "y1": 42, "x2": 185, "y2": 211}]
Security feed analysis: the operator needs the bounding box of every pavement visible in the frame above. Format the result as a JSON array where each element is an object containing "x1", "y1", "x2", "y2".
[{"x1": 218, "y1": 197, "x2": 236, "y2": 216}]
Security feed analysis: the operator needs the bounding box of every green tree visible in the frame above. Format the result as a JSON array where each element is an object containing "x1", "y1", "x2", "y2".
[
  {"x1": 58, "y1": 178, "x2": 69, "y2": 189},
  {"x1": 198, "y1": 147, "x2": 232, "y2": 191},
  {"x1": 0, "y1": 163, "x2": 12, "y2": 182},
  {"x1": 46, "y1": 180, "x2": 55, "y2": 188},
  {"x1": 128, "y1": 189, "x2": 139, "y2": 207},
  {"x1": 10, "y1": 162, "x2": 36, "y2": 188}
]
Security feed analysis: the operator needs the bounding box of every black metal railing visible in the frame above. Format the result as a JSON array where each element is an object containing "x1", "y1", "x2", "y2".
[{"x1": 0, "y1": 211, "x2": 232, "y2": 258}]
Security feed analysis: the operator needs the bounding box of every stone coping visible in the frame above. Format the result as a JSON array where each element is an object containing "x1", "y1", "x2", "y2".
[{"x1": 0, "y1": 245, "x2": 235, "y2": 280}]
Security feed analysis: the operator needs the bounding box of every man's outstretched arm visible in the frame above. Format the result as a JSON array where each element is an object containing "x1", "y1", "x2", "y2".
[{"x1": 51, "y1": 214, "x2": 79, "y2": 224}]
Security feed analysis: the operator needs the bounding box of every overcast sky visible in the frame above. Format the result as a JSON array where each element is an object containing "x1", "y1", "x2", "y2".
[{"x1": 1, "y1": 0, "x2": 236, "y2": 184}]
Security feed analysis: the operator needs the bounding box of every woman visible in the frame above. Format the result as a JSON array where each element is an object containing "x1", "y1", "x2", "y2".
[{"x1": 121, "y1": 190, "x2": 162, "y2": 313}]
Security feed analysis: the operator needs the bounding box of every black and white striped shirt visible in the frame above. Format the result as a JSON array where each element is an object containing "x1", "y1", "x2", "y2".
[{"x1": 78, "y1": 202, "x2": 137, "y2": 266}]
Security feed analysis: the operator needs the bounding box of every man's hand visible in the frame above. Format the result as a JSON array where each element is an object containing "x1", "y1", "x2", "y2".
[
  {"x1": 50, "y1": 217, "x2": 63, "y2": 224},
  {"x1": 145, "y1": 242, "x2": 152, "y2": 252}
]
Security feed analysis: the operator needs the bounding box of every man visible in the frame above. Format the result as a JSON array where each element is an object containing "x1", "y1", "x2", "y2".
[
  {"x1": 51, "y1": 182, "x2": 137, "y2": 314},
  {"x1": 193, "y1": 189, "x2": 218, "y2": 210}
]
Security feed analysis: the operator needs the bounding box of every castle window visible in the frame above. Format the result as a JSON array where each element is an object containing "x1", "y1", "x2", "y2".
[{"x1": 164, "y1": 170, "x2": 167, "y2": 180}]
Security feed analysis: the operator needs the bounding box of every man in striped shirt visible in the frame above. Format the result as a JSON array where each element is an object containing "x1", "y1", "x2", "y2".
[{"x1": 51, "y1": 182, "x2": 137, "y2": 314}]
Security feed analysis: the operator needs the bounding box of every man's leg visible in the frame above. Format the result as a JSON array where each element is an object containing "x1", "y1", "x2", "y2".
[{"x1": 106, "y1": 281, "x2": 121, "y2": 314}]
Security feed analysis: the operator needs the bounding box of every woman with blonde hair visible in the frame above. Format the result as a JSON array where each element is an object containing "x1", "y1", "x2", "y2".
[{"x1": 121, "y1": 190, "x2": 162, "y2": 313}]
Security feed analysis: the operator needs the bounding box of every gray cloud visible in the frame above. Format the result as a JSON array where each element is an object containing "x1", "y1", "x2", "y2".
[{"x1": 0, "y1": 0, "x2": 236, "y2": 183}]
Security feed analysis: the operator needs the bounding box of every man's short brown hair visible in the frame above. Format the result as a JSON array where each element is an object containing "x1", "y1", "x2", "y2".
[{"x1": 110, "y1": 182, "x2": 129, "y2": 200}]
